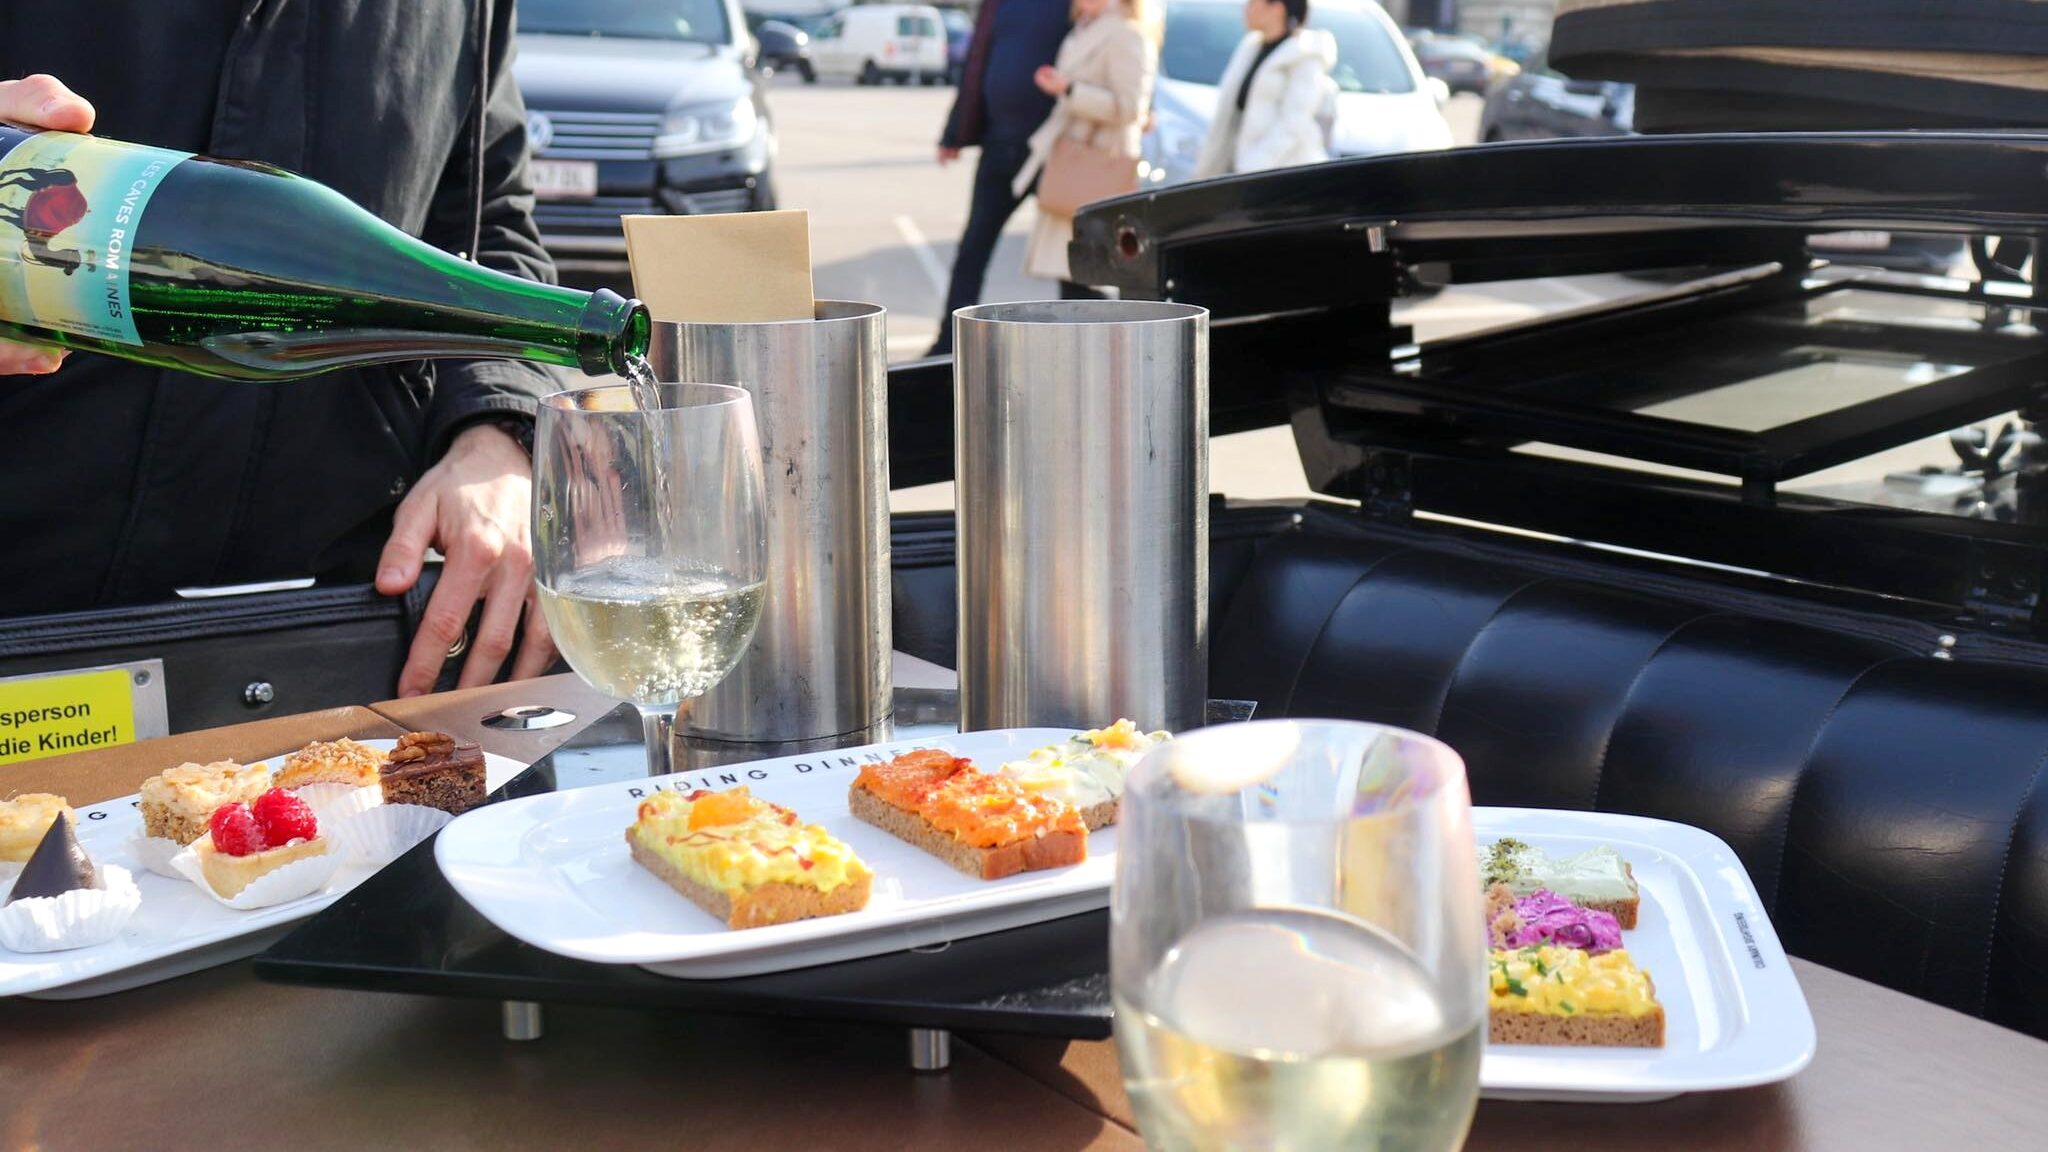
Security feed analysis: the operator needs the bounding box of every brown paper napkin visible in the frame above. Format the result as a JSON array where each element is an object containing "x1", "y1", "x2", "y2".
[{"x1": 622, "y1": 209, "x2": 815, "y2": 323}]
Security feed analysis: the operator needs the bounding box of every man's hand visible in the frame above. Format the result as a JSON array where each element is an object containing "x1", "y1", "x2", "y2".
[
  {"x1": 0, "y1": 74, "x2": 95, "y2": 377},
  {"x1": 937, "y1": 145, "x2": 961, "y2": 166},
  {"x1": 375, "y1": 423, "x2": 557, "y2": 697}
]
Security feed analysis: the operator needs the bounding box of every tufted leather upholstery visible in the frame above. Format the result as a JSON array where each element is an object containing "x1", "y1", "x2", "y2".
[
  {"x1": 888, "y1": 503, "x2": 2048, "y2": 1039},
  {"x1": 1208, "y1": 508, "x2": 2048, "y2": 1041}
]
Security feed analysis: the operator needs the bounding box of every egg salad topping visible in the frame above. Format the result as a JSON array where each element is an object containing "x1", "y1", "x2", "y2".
[
  {"x1": 1489, "y1": 946, "x2": 1660, "y2": 1018},
  {"x1": 997, "y1": 747, "x2": 1114, "y2": 809},
  {"x1": 629, "y1": 789, "x2": 866, "y2": 894},
  {"x1": 998, "y1": 720, "x2": 1171, "y2": 803}
]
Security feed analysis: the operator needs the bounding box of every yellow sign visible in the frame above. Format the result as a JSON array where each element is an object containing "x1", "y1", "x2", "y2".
[{"x1": 0, "y1": 669, "x2": 136, "y2": 766}]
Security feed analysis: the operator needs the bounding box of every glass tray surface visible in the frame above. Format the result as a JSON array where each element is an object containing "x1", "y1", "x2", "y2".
[{"x1": 252, "y1": 692, "x2": 1254, "y2": 1039}]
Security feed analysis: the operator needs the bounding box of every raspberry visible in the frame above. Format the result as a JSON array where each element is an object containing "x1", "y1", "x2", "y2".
[
  {"x1": 252, "y1": 788, "x2": 319, "y2": 846},
  {"x1": 209, "y1": 803, "x2": 268, "y2": 857}
]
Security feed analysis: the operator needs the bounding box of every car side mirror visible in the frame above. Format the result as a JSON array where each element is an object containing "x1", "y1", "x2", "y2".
[{"x1": 1427, "y1": 77, "x2": 1451, "y2": 107}]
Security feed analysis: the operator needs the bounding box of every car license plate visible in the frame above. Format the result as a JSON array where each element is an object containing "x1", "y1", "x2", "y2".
[
  {"x1": 530, "y1": 158, "x2": 597, "y2": 201},
  {"x1": 1810, "y1": 230, "x2": 1892, "y2": 251}
]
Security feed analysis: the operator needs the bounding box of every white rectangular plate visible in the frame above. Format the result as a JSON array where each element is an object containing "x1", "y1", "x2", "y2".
[
  {"x1": 530, "y1": 158, "x2": 598, "y2": 201},
  {"x1": 436, "y1": 728, "x2": 1109, "y2": 979},
  {"x1": 435, "y1": 746, "x2": 1815, "y2": 1101},
  {"x1": 0, "y1": 739, "x2": 523, "y2": 999},
  {"x1": 1475, "y1": 807, "x2": 1816, "y2": 1102}
]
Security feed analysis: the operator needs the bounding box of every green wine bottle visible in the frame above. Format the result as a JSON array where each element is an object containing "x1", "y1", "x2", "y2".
[{"x1": 0, "y1": 124, "x2": 649, "y2": 380}]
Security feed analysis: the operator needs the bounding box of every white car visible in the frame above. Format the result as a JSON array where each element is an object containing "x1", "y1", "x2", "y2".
[
  {"x1": 808, "y1": 4, "x2": 949, "y2": 85},
  {"x1": 1143, "y1": 0, "x2": 1453, "y2": 185}
]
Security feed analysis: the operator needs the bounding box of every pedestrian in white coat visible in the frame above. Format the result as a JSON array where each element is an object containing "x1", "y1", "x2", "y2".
[{"x1": 1191, "y1": 0, "x2": 1337, "y2": 179}]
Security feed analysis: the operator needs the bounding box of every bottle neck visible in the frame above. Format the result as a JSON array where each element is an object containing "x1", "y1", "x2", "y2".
[{"x1": 577, "y1": 289, "x2": 652, "y2": 376}]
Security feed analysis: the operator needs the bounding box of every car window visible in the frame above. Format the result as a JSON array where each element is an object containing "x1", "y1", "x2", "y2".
[
  {"x1": 817, "y1": 18, "x2": 841, "y2": 39},
  {"x1": 1161, "y1": 3, "x2": 1416, "y2": 94},
  {"x1": 1321, "y1": 11, "x2": 1418, "y2": 94},
  {"x1": 522, "y1": 0, "x2": 734, "y2": 45},
  {"x1": 898, "y1": 16, "x2": 938, "y2": 37}
]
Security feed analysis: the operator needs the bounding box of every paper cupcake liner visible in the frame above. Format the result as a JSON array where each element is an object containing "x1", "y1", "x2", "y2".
[
  {"x1": 168, "y1": 838, "x2": 342, "y2": 911},
  {"x1": 324, "y1": 804, "x2": 450, "y2": 867},
  {"x1": 0, "y1": 864, "x2": 142, "y2": 953},
  {"x1": 126, "y1": 833, "x2": 196, "y2": 881},
  {"x1": 290, "y1": 783, "x2": 384, "y2": 823}
]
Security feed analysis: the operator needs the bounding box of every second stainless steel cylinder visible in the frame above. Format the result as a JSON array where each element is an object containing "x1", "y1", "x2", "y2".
[
  {"x1": 650, "y1": 301, "x2": 891, "y2": 742},
  {"x1": 954, "y1": 300, "x2": 1210, "y2": 734}
]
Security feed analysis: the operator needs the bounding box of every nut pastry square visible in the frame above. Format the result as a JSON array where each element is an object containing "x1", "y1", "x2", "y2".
[
  {"x1": 138, "y1": 761, "x2": 272, "y2": 845},
  {"x1": 379, "y1": 731, "x2": 487, "y2": 814}
]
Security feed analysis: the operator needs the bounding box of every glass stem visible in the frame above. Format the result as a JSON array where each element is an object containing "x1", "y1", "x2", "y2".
[{"x1": 637, "y1": 703, "x2": 676, "y2": 776}]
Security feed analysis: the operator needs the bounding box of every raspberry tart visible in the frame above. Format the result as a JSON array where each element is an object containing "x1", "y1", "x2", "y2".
[{"x1": 195, "y1": 788, "x2": 331, "y2": 899}]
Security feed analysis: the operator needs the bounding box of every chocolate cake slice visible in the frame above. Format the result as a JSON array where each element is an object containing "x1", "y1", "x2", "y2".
[
  {"x1": 379, "y1": 731, "x2": 487, "y2": 815},
  {"x1": 7, "y1": 813, "x2": 102, "y2": 905}
]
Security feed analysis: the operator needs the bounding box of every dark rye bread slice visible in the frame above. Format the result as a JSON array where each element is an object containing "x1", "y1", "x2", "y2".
[
  {"x1": 1572, "y1": 862, "x2": 1640, "y2": 929},
  {"x1": 1076, "y1": 795, "x2": 1119, "y2": 832},
  {"x1": 1489, "y1": 1004, "x2": 1666, "y2": 1048},
  {"x1": 847, "y1": 786, "x2": 1087, "y2": 880},
  {"x1": 627, "y1": 833, "x2": 872, "y2": 930},
  {"x1": 1579, "y1": 893, "x2": 1639, "y2": 930}
]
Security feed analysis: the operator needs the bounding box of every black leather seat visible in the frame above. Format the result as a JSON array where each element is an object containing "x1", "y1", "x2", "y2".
[{"x1": 889, "y1": 504, "x2": 2048, "y2": 1040}]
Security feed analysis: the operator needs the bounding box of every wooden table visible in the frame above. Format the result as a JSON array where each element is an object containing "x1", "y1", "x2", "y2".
[{"x1": 5, "y1": 675, "x2": 2047, "y2": 1150}]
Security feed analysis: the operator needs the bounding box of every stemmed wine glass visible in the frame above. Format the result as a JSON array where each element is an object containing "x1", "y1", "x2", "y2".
[
  {"x1": 1112, "y1": 720, "x2": 1486, "y2": 1151},
  {"x1": 531, "y1": 382, "x2": 768, "y2": 774}
]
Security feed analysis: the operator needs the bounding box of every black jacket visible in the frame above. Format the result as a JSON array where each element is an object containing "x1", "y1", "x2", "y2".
[{"x1": 0, "y1": 0, "x2": 562, "y2": 613}]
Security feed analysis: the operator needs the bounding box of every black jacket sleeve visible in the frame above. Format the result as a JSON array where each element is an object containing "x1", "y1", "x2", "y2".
[
  {"x1": 420, "y1": 0, "x2": 568, "y2": 459},
  {"x1": 940, "y1": 0, "x2": 1002, "y2": 150}
]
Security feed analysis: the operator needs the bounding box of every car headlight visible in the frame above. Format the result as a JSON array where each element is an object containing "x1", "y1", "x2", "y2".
[{"x1": 653, "y1": 98, "x2": 758, "y2": 158}]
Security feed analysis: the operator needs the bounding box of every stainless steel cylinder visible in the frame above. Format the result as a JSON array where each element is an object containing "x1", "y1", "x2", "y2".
[
  {"x1": 649, "y1": 301, "x2": 891, "y2": 742},
  {"x1": 954, "y1": 300, "x2": 1209, "y2": 734}
]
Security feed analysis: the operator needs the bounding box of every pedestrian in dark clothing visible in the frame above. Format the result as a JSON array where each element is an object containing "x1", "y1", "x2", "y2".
[{"x1": 929, "y1": 0, "x2": 1073, "y2": 357}]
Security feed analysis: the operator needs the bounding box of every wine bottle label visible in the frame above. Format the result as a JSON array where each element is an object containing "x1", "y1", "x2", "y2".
[{"x1": 0, "y1": 129, "x2": 190, "y2": 346}]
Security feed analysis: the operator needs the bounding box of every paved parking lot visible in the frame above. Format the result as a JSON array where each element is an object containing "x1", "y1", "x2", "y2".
[
  {"x1": 758, "y1": 83, "x2": 1645, "y2": 507},
  {"x1": 769, "y1": 84, "x2": 1567, "y2": 359},
  {"x1": 612, "y1": 80, "x2": 1997, "y2": 512}
]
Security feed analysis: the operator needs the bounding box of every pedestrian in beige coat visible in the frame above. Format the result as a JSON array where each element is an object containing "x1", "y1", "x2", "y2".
[{"x1": 1013, "y1": 0, "x2": 1158, "y2": 296}]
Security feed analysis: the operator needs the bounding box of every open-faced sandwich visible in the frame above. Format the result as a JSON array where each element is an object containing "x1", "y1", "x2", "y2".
[
  {"x1": 850, "y1": 749, "x2": 1087, "y2": 880},
  {"x1": 1478, "y1": 842, "x2": 1664, "y2": 1047},
  {"x1": 994, "y1": 719, "x2": 1170, "y2": 831},
  {"x1": 1487, "y1": 944, "x2": 1666, "y2": 1047},
  {"x1": 626, "y1": 786, "x2": 871, "y2": 930},
  {"x1": 1479, "y1": 837, "x2": 1640, "y2": 929}
]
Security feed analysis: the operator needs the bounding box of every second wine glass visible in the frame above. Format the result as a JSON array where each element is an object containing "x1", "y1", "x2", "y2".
[{"x1": 531, "y1": 382, "x2": 769, "y2": 773}]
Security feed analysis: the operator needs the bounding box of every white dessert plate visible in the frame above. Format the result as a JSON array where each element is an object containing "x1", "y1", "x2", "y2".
[
  {"x1": 1474, "y1": 807, "x2": 1816, "y2": 1103},
  {"x1": 436, "y1": 728, "x2": 1112, "y2": 979},
  {"x1": 0, "y1": 739, "x2": 523, "y2": 999}
]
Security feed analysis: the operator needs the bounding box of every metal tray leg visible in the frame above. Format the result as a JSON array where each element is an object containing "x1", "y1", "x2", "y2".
[
  {"x1": 502, "y1": 1000, "x2": 544, "y2": 1041},
  {"x1": 909, "y1": 1027, "x2": 951, "y2": 1071}
]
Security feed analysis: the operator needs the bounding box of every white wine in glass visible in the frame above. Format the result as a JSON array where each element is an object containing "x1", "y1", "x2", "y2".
[
  {"x1": 532, "y1": 381, "x2": 768, "y2": 773},
  {"x1": 1113, "y1": 721, "x2": 1486, "y2": 1151}
]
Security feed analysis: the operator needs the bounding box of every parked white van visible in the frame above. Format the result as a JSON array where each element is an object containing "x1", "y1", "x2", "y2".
[{"x1": 809, "y1": 4, "x2": 949, "y2": 85}]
